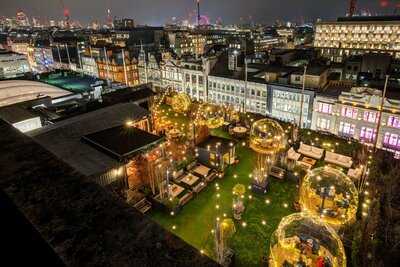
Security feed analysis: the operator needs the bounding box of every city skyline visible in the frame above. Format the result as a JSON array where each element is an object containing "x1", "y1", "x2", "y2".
[{"x1": 0, "y1": 0, "x2": 393, "y2": 26}]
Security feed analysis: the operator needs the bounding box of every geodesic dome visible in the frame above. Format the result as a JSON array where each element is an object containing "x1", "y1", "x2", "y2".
[
  {"x1": 201, "y1": 104, "x2": 225, "y2": 129},
  {"x1": 249, "y1": 118, "x2": 286, "y2": 154},
  {"x1": 299, "y1": 167, "x2": 358, "y2": 226},
  {"x1": 269, "y1": 213, "x2": 346, "y2": 267},
  {"x1": 171, "y1": 93, "x2": 191, "y2": 113}
]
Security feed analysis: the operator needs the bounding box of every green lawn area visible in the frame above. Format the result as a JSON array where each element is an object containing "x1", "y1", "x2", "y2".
[{"x1": 149, "y1": 145, "x2": 297, "y2": 266}]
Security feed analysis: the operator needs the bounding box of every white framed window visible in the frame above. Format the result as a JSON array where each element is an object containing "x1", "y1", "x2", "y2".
[
  {"x1": 387, "y1": 116, "x2": 400, "y2": 128},
  {"x1": 360, "y1": 127, "x2": 377, "y2": 142},
  {"x1": 363, "y1": 111, "x2": 379, "y2": 123},
  {"x1": 317, "y1": 102, "x2": 333, "y2": 114},
  {"x1": 341, "y1": 106, "x2": 358, "y2": 119},
  {"x1": 339, "y1": 121, "x2": 355, "y2": 136},
  {"x1": 316, "y1": 117, "x2": 331, "y2": 130}
]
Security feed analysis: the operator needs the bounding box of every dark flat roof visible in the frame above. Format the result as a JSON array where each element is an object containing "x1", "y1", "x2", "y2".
[
  {"x1": 337, "y1": 16, "x2": 400, "y2": 22},
  {"x1": 102, "y1": 84, "x2": 154, "y2": 106},
  {"x1": 83, "y1": 126, "x2": 164, "y2": 160}
]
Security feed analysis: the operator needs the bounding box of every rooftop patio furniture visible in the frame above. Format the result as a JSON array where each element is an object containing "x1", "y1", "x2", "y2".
[
  {"x1": 287, "y1": 147, "x2": 301, "y2": 161},
  {"x1": 301, "y1": 157, "x2": 317, "y2": 167},
  {"x1": 192, "y1": 164, "x2": 211, "y2": 178},
  {"x1": 192, "y1": 181, "x2": 207, "y2": 193},
  {"x1": 180, "y1": 173, "x2": 200, "y2": 187},
  {"x1": 298, "y1": 142, "x2": 324, "y2": 160},
  {"x1": 347, "y1": 166, "x2": 363, "y2": 180},
  {"x1": 270, "y1": 166, "x2": 286, "y2": 180},
  {"x1": 325, "y1": 151, "x2": 353, "y2": 169},
  {"x1": 169, "y1": 183, "x2": 185, "y2": 198},
  {"x1": 297, "y1": 160, "x2": 312, "y2": 171},
  {"x1": 179, "y1": 191, "x2": 194, "y2": 206},
  {"x1": 205, "y1": 171, "x2": 217, "y2": 182},
  {"x1": 133, "y1": 198, "x2": 152, "y2": 214}
]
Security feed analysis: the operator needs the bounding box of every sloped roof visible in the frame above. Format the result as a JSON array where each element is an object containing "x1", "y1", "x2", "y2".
[{"x1": 0, "y1": 80, "x2": 71, "y2": 107}]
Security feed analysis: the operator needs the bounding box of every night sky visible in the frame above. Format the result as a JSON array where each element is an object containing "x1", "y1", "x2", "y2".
[{"x1": 0, "y1": 0, "x2": 393, "y2": 25}]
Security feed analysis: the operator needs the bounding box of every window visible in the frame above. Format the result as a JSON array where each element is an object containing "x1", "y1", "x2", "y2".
[
  {"x1": 383, "y1": 132, "x2": 400, "y2": 149},
  {"x1": 360, "y1": 127, "x2": 376, "y2": 142},
  {"x1": 339, "y1": 121, "x2": 355, "y2": 136},
  {"x1": 192, "y1": 75, "x2": 197, "y2": 84},
  {"x1": 317, "y1": 117, "x2": 331, "y2": 130},
  {"x1": 317, "y1": 102, "x2": 333, "y2": 114},
  {"x1": 341, "y1": 106, "x2": 358, "y2": 119},
  {"x1": 387, "y1": 116, "x2": 400, "y2": 128},
  {"x1": 363, "y1": 111, "x2": 379, "y2": 123},
  {"x1": 198, "y1": 76, "x2": 203, "y2": 85},
  {"x1": 185, "y1": 74, "x2": 190, "y2": 83}
]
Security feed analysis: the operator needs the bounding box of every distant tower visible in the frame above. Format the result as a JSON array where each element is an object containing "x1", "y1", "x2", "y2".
[
  {"x1": 107, "y1": 9, "x2": 113, "y2": 28},
  {"x1": 197, "y1": 0, "x2": 200, "y2": 26},
  {"x1": 349, "y1": 0, "x2": 357, "y2": 17},
  {"x1": 63, "y1": 8, "x2": 70, "y2": 28}
]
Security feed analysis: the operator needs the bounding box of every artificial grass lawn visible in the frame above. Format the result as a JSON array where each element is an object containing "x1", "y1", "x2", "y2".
[{"x1": 149, "y1": 145, "x2": 297, "y2": 266}]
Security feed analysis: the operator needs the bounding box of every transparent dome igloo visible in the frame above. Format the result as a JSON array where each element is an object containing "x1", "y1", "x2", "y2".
[
  {"x1": 269, "y1": 213, "x2": 346, "y2": 267},
  {"x1": 299, "y1": 166, "x2": 359, "y2": 226},
  {"x1": 171, "y1": 93, "x2": 191, "y2": 113},
  {"x1": 202, "y1": 104, "x2": 225, "y2": 129},
  {"x1": 249, "y1": 118, "x2": 286, "y2": 154}
]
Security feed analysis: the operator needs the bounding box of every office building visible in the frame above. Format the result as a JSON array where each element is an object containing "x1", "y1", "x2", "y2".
[{"x1": 315, "y1": 16, "x2": 400, "y2": 62}]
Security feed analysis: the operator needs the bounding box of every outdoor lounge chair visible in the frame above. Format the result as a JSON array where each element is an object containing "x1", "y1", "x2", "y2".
[
  {"x1": 287, "y1": 147, "x2": 301, "y2": 161},
  {"x1": 179, "y1": 191, "x2": 193, "y2": 206},
  {"x1": 133, "y1": 198, "x2": 152, "y2": 214},
  {"x1": 325, "y1": 151, "x2": 353, "y2": 169},
  {"x1": 205, "y1": 171, "x2": 217, "y2": 182},
  {"x1": 192, "y1": 181, "x2": 207, "y2": 193},
  {"x1": 298, "y1": 142, "x2": 324, "y2": 160}
]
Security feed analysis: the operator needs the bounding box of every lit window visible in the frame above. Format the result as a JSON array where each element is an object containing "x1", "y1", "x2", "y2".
[
  {"x1": 387, "y1": 116, "x2": 400, "y2": 128},
  {"x1": 316, "y1": 117, "x2": 331, "y2": 130},
  {"x1": 339, "y1": 121, "x2": 355, "y2": 136},
  {"x1": 363, "y1": 111, "x2": 379, "y2": 123},
  {"x1": 383, "y1": 132, "x2": 400, "y2": 149},
  {"x1": 341, "y1": 106, "x2": 358, "y2": 119},
  {"x1": 317, "y1": 102, "x2": 333, "y2": 114},
  {"x1": 360, "y1": 127, "x2": 376, "y2": 143}
]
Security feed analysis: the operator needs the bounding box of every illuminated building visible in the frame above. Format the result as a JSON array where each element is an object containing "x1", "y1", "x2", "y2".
[
  {"x1": 0, "y1": 51, "x2": 30, "y2": 79},
  {"x1": 311, "y1": 87, "x2": 400, "y2": 153},
  {"x1": 16, "y1": 10, "x2": 30, "y2": 27},
  {"x1": 168, "y1": 31, "x2": 206, "y2": 57},
  {"x1": 138, "y1": 49, "x2": 162, "y2": 91},
  {"x1": 97, "y1": 48, "x2": 139, "y2": 86},
  {"x1": 160, "y1": 56, "x2": 183, "y2": 91},
  {"x1": 315, "y1": 16, "x2": 400, "y2": 62},
  {"x1": 113, "y1": 18, "x2": 135, "y2": 30},
  {"x1": 181, "y1": 58, "x2": 207, "y2": 101}
]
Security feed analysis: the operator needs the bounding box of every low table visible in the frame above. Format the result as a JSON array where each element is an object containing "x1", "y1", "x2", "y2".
[
  {"x1": 301, "y1": 157, "x2": 317, "y2": 166},
  {"x1": 232, "y1": 126, "x2": 247, "y2": 134},
  {"x1": 169, "y1": 184, "x2": 185, "y2": 198},
  {"x1": 181, "y1": 174, "x2": 200, "y2": 187}
]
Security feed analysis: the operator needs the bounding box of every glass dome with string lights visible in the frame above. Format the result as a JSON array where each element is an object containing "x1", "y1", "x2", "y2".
[
  {"x1": 269, "y1": 213, "x2": 346, "y2": 267},
  {"x1": 299, "y1": 166, "x2": 359, "y2": 227},
  {"x1": 171, "y1": 93, "x2": 191, "y2": 113},
  {"x1": 201, "y1": 104, "x2": 225, "y2": 129},
  {"x1": 249, "y1": 118, "x2": 286, "y2": 155}
]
